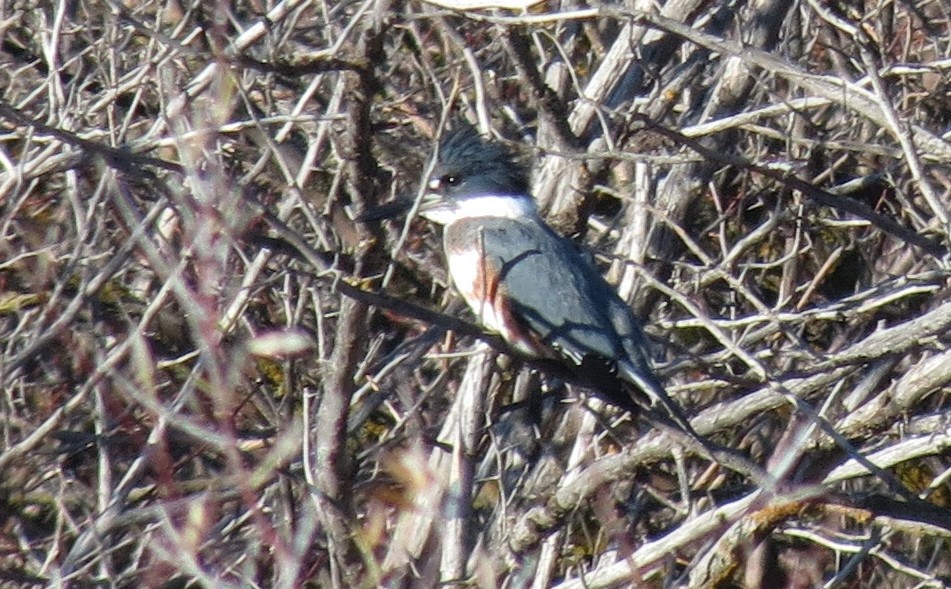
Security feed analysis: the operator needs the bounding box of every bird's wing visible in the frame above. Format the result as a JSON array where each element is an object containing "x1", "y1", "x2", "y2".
[
  {"x1": 447, "y1": 218, "x2": 655, "y2": 401},
  {"x1": 456, "y1": 218, "x2": 628, "y2": 358},
  {"x1": 446, "y1": 217, "x2": 698, "y2": 434}
]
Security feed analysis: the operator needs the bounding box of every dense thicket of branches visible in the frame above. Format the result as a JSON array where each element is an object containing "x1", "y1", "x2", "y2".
[{"x1": 2, "y1": 0, "x2": 951, "y2": 587}]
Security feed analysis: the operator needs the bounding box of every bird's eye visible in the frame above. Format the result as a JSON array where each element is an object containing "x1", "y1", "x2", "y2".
[{"x1": 428, "y1": 173, "x2": 460, "y2": 193}]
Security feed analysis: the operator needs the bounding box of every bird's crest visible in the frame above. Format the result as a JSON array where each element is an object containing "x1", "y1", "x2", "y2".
[{"x1": 437, "y1": 123, "x2": 529, "y2": 195}]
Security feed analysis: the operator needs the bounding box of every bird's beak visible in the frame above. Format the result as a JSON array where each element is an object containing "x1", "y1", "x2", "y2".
[
  {"x1": 354, "y1": 179, "x2": 455, "y2": 225},
  {"x1": 418, "y1": 190, "x2": 442, "y2": 210},
  {"x1": 419, "y1": 177, "x2": 444, "y2": 208},
  {"x1": 353, "y1": 198, "x2": 413, "y2": 223},
  {"x1": 418, "y1": 189, "x2": 455, "y2": 224}
]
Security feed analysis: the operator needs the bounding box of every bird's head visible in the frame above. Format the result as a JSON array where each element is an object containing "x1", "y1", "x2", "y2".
[{"x1": 419, "y1": 124, "x2": 536, "y2": 225}]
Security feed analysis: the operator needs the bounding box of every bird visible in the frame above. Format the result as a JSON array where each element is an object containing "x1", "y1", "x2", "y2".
[{"x1": 415, "y1": 123, "x2": 696, "y2": 434}]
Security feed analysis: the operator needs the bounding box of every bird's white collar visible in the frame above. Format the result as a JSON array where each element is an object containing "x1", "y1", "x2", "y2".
[{"x1": 420, "y1": 194, "x2": 537, "y2": 224}]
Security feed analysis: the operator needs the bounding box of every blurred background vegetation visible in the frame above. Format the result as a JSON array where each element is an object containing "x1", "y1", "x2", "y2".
[{"x1": 2, "y1": 0, "x2": 951, "y2": 587}]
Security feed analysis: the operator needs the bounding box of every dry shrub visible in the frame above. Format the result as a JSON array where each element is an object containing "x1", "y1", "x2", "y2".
[{"x1": 2, "y1": 1, "x2": 951, "y2": 587}]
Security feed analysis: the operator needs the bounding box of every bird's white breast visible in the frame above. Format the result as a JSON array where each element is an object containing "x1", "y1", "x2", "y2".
[
  {"x1": 445, "y1": 242, "x2": 541, "y2": 358},
  {"x1": 446, "y1": 248, "x2": 501, "y2": 332}
]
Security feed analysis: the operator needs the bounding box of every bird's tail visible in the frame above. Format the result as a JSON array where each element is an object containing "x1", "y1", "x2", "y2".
[
  {"x1": 618, "y1": 363, "x2": 702, "y2": 442},
  {"x1": 617, "y1": 363, "x2": 771, "y2": 482}
]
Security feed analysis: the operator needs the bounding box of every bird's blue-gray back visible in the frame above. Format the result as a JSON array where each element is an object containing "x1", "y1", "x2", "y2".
[{"x1": 444, "y1": 216, "x2": 662, "y2": 403}]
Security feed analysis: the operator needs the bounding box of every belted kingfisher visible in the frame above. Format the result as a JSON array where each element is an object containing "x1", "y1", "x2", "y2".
[{"x1": 417, "y1": 124, "x2": 692, "y2": 431}]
